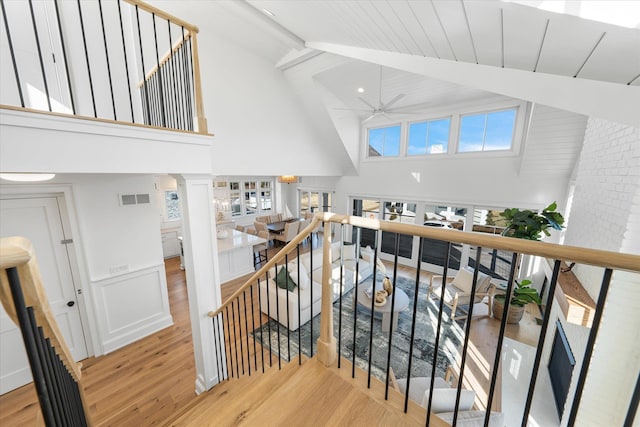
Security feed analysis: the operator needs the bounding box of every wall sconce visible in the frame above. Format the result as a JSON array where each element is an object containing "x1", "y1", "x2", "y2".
[{"x1": 278, "y1": 175, "x2": 298, "y2": 184}]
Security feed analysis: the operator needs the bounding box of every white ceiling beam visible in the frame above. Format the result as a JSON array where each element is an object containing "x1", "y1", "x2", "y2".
[
  {"x1": 308, "y1": 42, "x2": 640, "y2": 127},
  {"x1": 276, "y1": 48, "x2": 324, "y2": 71}
]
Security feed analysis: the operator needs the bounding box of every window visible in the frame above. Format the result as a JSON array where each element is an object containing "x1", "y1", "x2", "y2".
[
  {"x1": 408, "y1": 118, "x2": 450, "y2": 155},
  {"x1": 368, "y1": 125, "x2": 401, "y2": 157},
  {"x1": 228, "y1": 179, "x2": 273, "y2": 218},
  {"x1": 164, "y1": 191, "x2": 180, "y2": 221},
  {"x1": 458, "y1": 108, "x2": 517, "y2": 152},
  {"x1": 300, "y1": 191, "x2": 332, "y2": 216}
]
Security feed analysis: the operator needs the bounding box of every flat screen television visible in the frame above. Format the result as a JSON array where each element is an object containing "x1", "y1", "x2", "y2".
[{"x1": 548, "y1": 321, "x2": 576, "y2": 417}]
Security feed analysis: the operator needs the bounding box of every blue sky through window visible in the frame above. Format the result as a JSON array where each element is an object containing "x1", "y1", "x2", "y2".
[
  {"x1": 408, "y1": 118, "x2": 450, "y2": 155},
  {"x1": 368, "y1": 125, "x2": 401, "y2": 156},
  {"x1": 459, "y1": 108, "x2": 516, "y2": 152}
]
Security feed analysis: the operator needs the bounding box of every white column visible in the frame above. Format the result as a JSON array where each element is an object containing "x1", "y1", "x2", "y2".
[{"x1": 175, "y1": 174, "x2": 224, "y2": 394}]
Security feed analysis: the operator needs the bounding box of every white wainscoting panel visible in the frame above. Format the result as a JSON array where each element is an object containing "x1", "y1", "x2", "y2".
[{"x1": 92, "y1": 264, "x2": 173, "y2": 354}]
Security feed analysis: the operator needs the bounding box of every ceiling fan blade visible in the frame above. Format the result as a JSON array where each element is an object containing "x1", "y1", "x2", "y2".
[
  {"x1": 362, "y1": 113, "x2": 378, "y2": 123},
  {"x1": 381, "y1": 93, "x2": 406, "y2": 110},
  {"x1": 332, "y1": 107, "x2": 373, "y2": 112},
  {"x1": 357, "y1": 97, "x2": 377, "y2": 110}
]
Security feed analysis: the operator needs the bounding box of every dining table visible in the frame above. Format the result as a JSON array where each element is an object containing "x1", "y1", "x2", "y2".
[{"x1": 266, "y1": 217, "x2": 301, "y2": 234}]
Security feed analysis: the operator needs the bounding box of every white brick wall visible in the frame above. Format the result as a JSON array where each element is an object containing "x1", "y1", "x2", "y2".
[{"x1": 560, "y1": 117, "x2": 640, "y2": 427}]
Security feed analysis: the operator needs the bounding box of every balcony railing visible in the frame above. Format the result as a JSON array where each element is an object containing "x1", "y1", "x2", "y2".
[
  {"x1": 209, "y1": 213, "x2": 640, "y2": 426},
  {"x1": 0, "y1": 0, "x2": 207, "y2": 133}
]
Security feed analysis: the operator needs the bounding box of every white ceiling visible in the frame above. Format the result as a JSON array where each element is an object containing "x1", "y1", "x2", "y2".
[{"x1": 248, "y1": 0, "x2": 640, "y2": 86}]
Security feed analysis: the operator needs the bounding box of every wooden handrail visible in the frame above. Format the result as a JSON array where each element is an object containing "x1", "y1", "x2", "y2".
[
  {"x1": 0, "y1": 236, "x2": 83, "y2": 381},
  {"x1": 122, "y1": 0, "x2": 199, "y2": 32},
  {"x1": 208, "y1": 216, "x2": 321, "y2": 318},
  {"x1": 209, "y1": 212, "x2": 639, "y2": 319}
]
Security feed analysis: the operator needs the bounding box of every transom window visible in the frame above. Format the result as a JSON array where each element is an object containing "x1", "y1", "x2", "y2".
[
  {"x1": 368, "y1": 125, "x2": 401, "y2": 157},
  {"x1": 458, "y1": 108, "x2": 517, "y2": 152},
  {"x1": 408, "y1": 118, "x2": 451, "y2": 155},
  {"x1": 229, "y1": 179, "x2": 273, "y2": 217}
]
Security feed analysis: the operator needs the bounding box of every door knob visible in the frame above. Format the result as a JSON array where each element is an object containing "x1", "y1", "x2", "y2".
[{"x1": 67, "y1": 301, "x2": 75, "y2": 307}]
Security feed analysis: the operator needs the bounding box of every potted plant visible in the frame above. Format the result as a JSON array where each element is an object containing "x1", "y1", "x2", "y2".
[
  {"x1": 492, "y1": 279, "x2": 541, "y2": 323},
  {"x1": 500, "y1": 201, "x2": 565, "y2": 241}
]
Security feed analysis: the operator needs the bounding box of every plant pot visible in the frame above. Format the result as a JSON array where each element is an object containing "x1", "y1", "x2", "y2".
[{"x1": 492, "y1": 297, "x2": 525, "y2": 324}]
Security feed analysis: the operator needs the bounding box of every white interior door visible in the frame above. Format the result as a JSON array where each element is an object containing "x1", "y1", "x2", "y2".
[{"x1": 0, "y1": 196, "x2": 87, "y2": 394}]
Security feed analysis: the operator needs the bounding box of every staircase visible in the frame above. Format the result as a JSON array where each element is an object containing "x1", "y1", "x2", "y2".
[{"x1": 166, "y1": 356, "x2": 446, "y2": 427}]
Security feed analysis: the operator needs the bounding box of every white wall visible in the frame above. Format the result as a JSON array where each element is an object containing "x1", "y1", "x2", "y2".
[{"x1": 546, "y1": 117, "x2": 640, "y2": 427}]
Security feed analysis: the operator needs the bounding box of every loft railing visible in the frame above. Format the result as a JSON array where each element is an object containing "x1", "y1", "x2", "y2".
[
  {"x1": 0, "y1": 0, "x2": 207, "y2": 133},
  {"x1": 0, "y1": 237, "x2": 91, "y2": 426},
  {"x1": 209, "y1": 213, "x2": 640, "y2": 426}
]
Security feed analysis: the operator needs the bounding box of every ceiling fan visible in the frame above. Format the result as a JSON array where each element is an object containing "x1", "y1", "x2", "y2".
[{"x1": 333, "y1": 66, "x2": 421, "y2": 123}]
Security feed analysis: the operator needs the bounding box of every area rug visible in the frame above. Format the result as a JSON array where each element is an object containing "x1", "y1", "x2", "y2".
[{"x1": 251, "y1": 275, "x2": 465, "y2": 382}]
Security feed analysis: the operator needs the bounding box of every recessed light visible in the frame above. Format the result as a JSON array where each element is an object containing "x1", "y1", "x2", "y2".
[
  {"x1": 0, "y1": 173, "x2": 56, "y2": 182},
  {"x1": 357, "y1": 87, "x2": 365, "y2": 93},
  {"x1": 261, "y1": 8, "x2": 275, "y2": 17}
]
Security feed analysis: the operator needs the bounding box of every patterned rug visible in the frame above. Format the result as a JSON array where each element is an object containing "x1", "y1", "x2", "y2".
[{"x1": 252, "y1": 275, "x2": 465, "y2": 382}]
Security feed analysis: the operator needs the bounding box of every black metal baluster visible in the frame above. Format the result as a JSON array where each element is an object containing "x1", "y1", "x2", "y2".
[
  {"x1": 224, "y1": 306, "x2": 234, "y2": 378},
  {"x1": 624, "y1": 373, "x2": 640, "y2": 427},
  {"x1": 337, "y1": 228, "x2": 344, "y2": 368},
  {"x1": 520, "y1": 260, "x2": 562, "y2": 426},
  {"x1": 175, "y1": 41, "x2": 185, "y2": 130},
  {"x1": 426, "y1": 242, "x2": 451, "y2": 425},
  {"x1": 53, "y1": 0, "x2": 75, "y2": 114},
  {"x1": 249, "y1": 285, "x2": 258, "y2": 372},
  {"x1": 116, "y1": 0, "x2": 134, "y2": 122},
  {"x1": 234, "y1": 299, "x2": 244, "y2": 375},
  {"x1": 212, "y1": 316, "x2": 222, "y2": 382},
  {"x1": 97, "y1": 0, "x2": 116, "y2": 120},
  {"x1": 352, "y1": 227, "x2": 362, "y2": 378},
  {"x1": 284, "y1": 255, "x2": 291, "y2": 362},
  {"x1": 297, "y1": 245, "x2": 302, "y2": 365},
  {"x1": 263, "y1": 273, "x2": 273, "y2": 368},
  {"x1": 31, "y1": 323, "x2": 62, "y2": 426},
  {"x1": 28, "y1": 0, "x2": 51, "y2": 112},
  {"x1": 45, "y1": 338, "x2": 69, "y2": 426},
  {"x1": 135, "y1": 5, "x2": 151, "y2": 124},
  {"x1": 221, "y1": 310, "x2": 229, "y2": 379},
  {"x1": 484, "y1": 252, "x2": 519, "y2": 427},
  {"x1": 310, "y1": 240, "x2": 314, "y2": 355},
  {"x1": 53, "y1": 353, "x2": 72, "y2": 425},
  {"x1": 404, "y1": 238, "x2": 423, "y2": 413},
  {"x1": 167, "y1": 22, "x2": 178, "y2": 128},
  {"x1": 151, "y1": 13, "x2": 166, "y2": 127},
  {"x1": 367, "y1": 231, "x2": 380, "y2": 388},
  {"x1": 76, "y1": 0, "x2": 96, "y2": 117},
  {"x1": 1, "y1": 0, "x2": 25, "y2": 107},
  {"x1": 243, "y1": 291, "x2": 251, "y2": 376},
  {"x1": 452, "y1": 247, "x2": 482, "y2": 426},
  {"x1": 256, "y1": 276, "x2": 266, "y2": 372},
  {"x1": 384, "y1": 233, "x2": 400, "y2": 400},
  {"x1": 274, "y1": 260, "x2": 282, "y2": 369},
  {"x1": 565, "y1": 268, "x2": 614, "y2": 426},
  {"x1": 6, "y1": 268, "x2": 56, "y2": 425}
]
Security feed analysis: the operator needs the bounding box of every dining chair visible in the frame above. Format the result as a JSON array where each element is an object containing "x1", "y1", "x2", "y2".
[
  {"x1": 274, "y1": 221, "x2": 299, "y2": 245},
  {"x1": 235, "y1": 225, "x2": 245, "y2": 232},
  {"x1": 253, "y1": 230, "x2": 269, "y2": 267}
]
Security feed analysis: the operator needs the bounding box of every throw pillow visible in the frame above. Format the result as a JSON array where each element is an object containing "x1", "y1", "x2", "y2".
[
  {"x1": 450, "y1": 268, "x2": 474, "y2": 294},
  {"x1": 287, "y1": 262, "x2": 310, "y2": 290},
  {"x1": 342, "y1": 243, "x2": 356, "y2": 261},
  {"x1": 275, "y1": 266, "x2": 296, "y2": 292}
]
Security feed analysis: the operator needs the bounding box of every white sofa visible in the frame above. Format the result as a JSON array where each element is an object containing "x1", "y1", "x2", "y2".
[{"x1": 259, "y1": 242, "x2": 374, "y2": 330}]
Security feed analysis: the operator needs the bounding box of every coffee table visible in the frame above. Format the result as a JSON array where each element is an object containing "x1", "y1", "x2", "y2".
[{"x1": 356, "y1": 284, "x2": 409, "y2": 332}]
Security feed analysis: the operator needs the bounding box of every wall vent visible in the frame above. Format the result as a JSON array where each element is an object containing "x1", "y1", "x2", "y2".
[{"x1": 120, "y1": 193, "x2": 151, "y2": 206}]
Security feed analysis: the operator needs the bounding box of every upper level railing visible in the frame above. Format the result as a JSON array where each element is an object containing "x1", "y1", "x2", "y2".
[
  {"x1": 209, "y1": 213, "x2": 640, "y2": 427},
  {"x1": 0, "y1": 236, "x2": 91, "y2": 426},
  {"x1": 0, "y1": 0, "x2": 207, "y2": 133}
]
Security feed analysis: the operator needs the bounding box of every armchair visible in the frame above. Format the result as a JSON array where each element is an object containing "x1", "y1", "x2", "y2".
[{"x1": 428, "y1": 266, "x2": 492, "y2": 321}]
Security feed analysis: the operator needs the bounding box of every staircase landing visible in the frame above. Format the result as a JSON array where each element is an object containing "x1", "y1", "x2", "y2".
[{"x1": 165, "y1": 357, "x2": 449, "y2": 426}]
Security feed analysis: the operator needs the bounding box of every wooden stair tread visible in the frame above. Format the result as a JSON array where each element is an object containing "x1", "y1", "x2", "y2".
[{"x1": 164, "y1": 356, "x2": 448, "y2": 427}]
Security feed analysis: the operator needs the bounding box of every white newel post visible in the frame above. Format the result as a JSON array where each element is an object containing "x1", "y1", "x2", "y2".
[{"x1": 175, "y1": 174, "x2": 224, "y2": 394}]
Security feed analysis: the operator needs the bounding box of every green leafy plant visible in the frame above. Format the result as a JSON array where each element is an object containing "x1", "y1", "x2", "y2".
[
  {"x1": 495, "y1": 279, "x2": 542, "y2": 307},
  {"x1": 500, "y1": 201, "x2": 565, "y2": 241}
]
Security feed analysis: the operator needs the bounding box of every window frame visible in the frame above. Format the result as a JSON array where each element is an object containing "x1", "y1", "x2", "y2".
[
  {"x1": 406, "y1": 116, "x2": 452, "y2": 156},
  {"x1": 227, "y1": 178, "x2": 274, "y2": 218},
  {"x1": 366, "y1": 123, "x2": 403, "y2": 158},
  {"x1": 456, "y1": 107, "x2": 519, "y2": 154}
]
